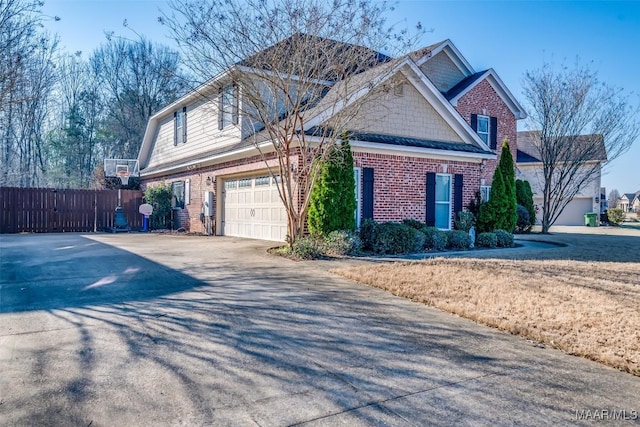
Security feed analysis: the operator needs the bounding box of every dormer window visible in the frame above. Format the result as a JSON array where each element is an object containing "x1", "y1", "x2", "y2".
[
  {"x1": 174, "y1": 106, "x2": 187, "y2": 145},
  {"x1": 218, "y1": 83, "x2": 239, "y2": 130},
  {"x1": 471, "y1": 114, "x2": 498, "y2": 149}
]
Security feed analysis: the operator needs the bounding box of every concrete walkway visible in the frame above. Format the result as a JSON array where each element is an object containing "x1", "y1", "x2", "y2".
[{"x1": 1, "y1": 233, "x2": 638, "y2": 426}]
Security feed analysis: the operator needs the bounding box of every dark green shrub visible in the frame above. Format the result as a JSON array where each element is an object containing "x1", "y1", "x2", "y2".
[
  {"x1": 516, "y1": 179, "x2": 536, "y2": 226},
  {"x1": 498, "y1": 140, "x2": 517, "y2": 233},
  {"x1": 454, "y1": 211, "x2": 474, "y2": 232},
  {"x1": 324, "y1": 230, "x2": 362, "y2": 256},
  {"x1": 292, "y1": 236, "x2": 325, "y2": 259},
  {"x1": 359, "y1": 219, "x2": 377, "y2": 251},
  {"x1": 371, "y1": 222, "x2": 424, "y2": 254},
  {"x1": 515, "y1": 204, "x2": 531, "y2": 233},
  {"x1": 421, "y1": 226, "x2": 448, "y2": 251},
  {"x1": 446, "y1": 230, "x2": 471, "y2": 250},
  {"x1": 494, "y1": 229, "x2": 514, "y2": 247},
  {"x1": 476, "y1": 232, "x2": 497, "y2": 248},
  {"x1": 478, "y1": 141, "x2": 517, "y2": 233},
  {"x1": 607, "y1": 208, "x2": 625, "y2": 226},
  {"x1": 144, "y1": 183, "x2": 172, "y2": 230},
  {"x1": 466, "y1": 191, "x2": 482, "y2": 219},
  {"x1": 308, "y1": 135, "x2": 356, "y2": 235},
  {"x1": 402, "y1": 218, "x2": 426, "y2": 230}
]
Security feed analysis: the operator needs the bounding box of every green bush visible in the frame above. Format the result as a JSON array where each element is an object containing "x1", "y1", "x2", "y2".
[
  {"x1": 359, "y1": 219, "x2": 377, "y2": 251},
  {"x1": 516, "y1": 179, "x2": 536, "y2": 226},
  {"x1": 454, "y1": 211, "x2": 475, "y2": 232},
  {"x1": 478, "y1": 141, "x2": 517, "y2": 233},
  {"x1": 292, "y1": 236, "x2": 325, "y2": 259},
  {"x1": 308, "y1": 135, "x2": 356, "y2": 236},
  {"x1": 402, "y1": 218, "x2": 426, "y2": 230},
  {"x1": 515, "y1": 204, "x2": 531, "y2": 233},
  {"x1": 324, "y1": 230, "x2": 362, "y2": 256},
  {"x1": 421, "y1": 226, "x2": 448, "y2": 251},
  {"x1": 144, "y1": 183, "x2": 173, "y2": 230},
  {"x1": 476, "y1": 232, "x2": 497, "y2": 248},
  {"x1": 494, "y1": 229, "x2": 514, "y2": 247},
  {"x1": 607, "y1": 208, "x2": 625, "y2": 226},
  {"x1": 446, "y1": 230, "x2": 471, "y2": 250},
  {"x1": 371, "y1": 222, "x2": 424, "y2": 254}
]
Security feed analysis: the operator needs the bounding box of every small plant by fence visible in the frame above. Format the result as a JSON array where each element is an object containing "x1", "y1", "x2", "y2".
[{"x1": 0, "y1": 187, "x2": 143, "y2": 233}]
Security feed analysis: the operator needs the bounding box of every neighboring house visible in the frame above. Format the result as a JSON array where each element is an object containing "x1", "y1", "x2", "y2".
[
  {"x1": 137, "y1": 36, "x2": 526, "y2": 241},
  {"x1": 516, "y1": 131, "x2": 606, "y2": 226},
  {"x1": 618, "y1": 191, "x2": 640, "y2": 212}
]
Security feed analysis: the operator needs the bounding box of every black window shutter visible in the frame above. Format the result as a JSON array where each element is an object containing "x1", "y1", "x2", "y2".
[
  {"x1": 471, "y1": 114, "x2": 478, "y2": 132},
  {"x1": 490, "y1": 116, "x2": 498, "y2": 149},
  {"x1": 173, "y1": 111, "x2": 178, "y2": 146},
  {"x1": 182, "y1": 106, "x2": 187, "y2": 143},
  {"x1": 232, "y1": 84, "x2": 239, "y2": 125},
  {"x1": 218, "y1": 87, "x2": 223, "y2": 130},
  {"x1": 362, "y1": 168, "x2": 374, "y2": 220},
  {"x1": 454, "y1": 174, "x2": 463, "y2": 217},
  {"x1": 425, "y1": 172, "x2": 436, "y2": 227}
]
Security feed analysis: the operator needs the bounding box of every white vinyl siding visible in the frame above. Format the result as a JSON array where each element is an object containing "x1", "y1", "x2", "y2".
[{"x1": 145, "y1": 97, "x2": 241, "y2": 171}]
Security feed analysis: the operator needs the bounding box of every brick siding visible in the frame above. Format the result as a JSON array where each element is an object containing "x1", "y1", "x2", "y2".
[
  {"x1": 454, "y1": 79, "x2": 518, "y2": 183},
  {"x1": 354, "y1": 152, "x2": 480, "y2": 224}
]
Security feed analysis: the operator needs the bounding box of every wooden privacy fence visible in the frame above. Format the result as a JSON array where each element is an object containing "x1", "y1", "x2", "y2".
[{"x1": 0, "y1": 187, "x2": 143, "y2": 234}]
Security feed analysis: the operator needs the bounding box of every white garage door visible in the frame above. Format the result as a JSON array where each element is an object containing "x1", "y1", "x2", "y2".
[
  {"x1": 535, "y1": 197, "x2": 594, "y2": 226},
  {"x1": 222, "y1": 175, "x2": 288, "y2": 241}
]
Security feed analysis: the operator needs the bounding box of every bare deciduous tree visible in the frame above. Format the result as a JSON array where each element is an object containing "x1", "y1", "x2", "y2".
[
  {"x1": 607, "y1": 189, "x2": 620, "y2": 210},
  {"x1": 160, "y1": 0, "x2": 420, "y2": 244},
  {"x1": 522, "y1": 61, "x2": 639, "y2": 233},
  {"x1": 0, "y1": 0, "x2": 58, "y2": 186},
  {"x1": 91, "y1": 37, "x2": 187, "y2": 159}
]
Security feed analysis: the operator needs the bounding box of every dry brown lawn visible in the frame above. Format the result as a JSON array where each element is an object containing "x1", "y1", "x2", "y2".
[{"x1": 333, "y1": 231, "x2": 640, "y2": 376}]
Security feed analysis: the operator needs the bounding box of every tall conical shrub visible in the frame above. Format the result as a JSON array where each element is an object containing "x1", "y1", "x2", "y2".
[
  {"x1": 477, "y1": 166, "x2": 506, "y2": 233},
  {"x1": 497, "y1": 139, "x2": 517, "y2": 232},
  {"x1": 516, "y1": 179, "x2": 536, "y2": 226},
  {"x1": 307, "y1": 134, "x2": 356, "y2": 235}
]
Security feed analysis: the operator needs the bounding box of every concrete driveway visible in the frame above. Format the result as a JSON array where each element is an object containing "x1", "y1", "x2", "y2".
[{"x1": 1, "y1": 233, "x2": 638, "y2": 426}]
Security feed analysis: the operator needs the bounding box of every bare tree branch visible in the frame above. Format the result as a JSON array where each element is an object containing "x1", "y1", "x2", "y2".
[
  {"x1": 522, "y1": 60, "x2": 639, "y2": 232},
  {"x1": 160, "y1": 0, "x2": 421, "y2": 244}
]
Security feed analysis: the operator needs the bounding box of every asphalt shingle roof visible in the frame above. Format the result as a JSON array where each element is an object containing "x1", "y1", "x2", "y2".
[
  {"x1": 444, "y1": 71, "x2": 488, "y2": 101},
  {"x1": 305, "y1": 128, "x2": 492, "y2": 155}
]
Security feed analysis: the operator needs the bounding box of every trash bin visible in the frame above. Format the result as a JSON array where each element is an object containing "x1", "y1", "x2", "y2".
[{"x1": 584, "y1": 212, "x2": 597, "y2": 227}]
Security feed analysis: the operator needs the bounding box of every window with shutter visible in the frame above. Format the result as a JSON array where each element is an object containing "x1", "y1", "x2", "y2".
[{"x1": 219, "y1": 84, "x2": 237, "y2": 129}]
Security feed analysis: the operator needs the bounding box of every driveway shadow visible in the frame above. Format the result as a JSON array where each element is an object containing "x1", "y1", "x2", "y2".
[
  {"x1": 1, "y1": 234, "x2": 638, "y2": 426},
  {"x1": 0, "y1": 234, "x2": 204, "y2": 313}
]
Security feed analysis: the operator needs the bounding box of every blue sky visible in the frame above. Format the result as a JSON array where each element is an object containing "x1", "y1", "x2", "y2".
[{"x1": 42, "y1": 0, "x2": 640, "y2": 194}]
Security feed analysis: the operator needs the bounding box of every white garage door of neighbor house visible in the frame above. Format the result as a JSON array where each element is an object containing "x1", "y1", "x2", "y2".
[
  {"x1": 222, "y1": 175, "x2": 288, "y2": 241},
  {"x1": 537, "y1": 197, "x2": 594, "y2": 226}
]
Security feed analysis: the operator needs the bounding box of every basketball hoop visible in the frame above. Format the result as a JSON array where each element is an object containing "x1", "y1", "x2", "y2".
[
  {"x1": 117, "y1": 171, "x2": 130, "y2": 186},
  {"x1": 104, "y1": 158, "x2": 139, "y2": 188}
]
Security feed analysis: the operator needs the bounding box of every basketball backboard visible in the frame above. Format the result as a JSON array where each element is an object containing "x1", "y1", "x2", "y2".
[{"x1": 104, "y1": 159, "x2": 140, "y2": 186}]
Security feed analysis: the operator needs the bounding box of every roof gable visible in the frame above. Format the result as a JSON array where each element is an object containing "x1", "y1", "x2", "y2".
[
  {"x1": 302, "y1": 57, "x2": 494, "y2": 153},
  {"x1": 447, "y1": 69, "x2": 526, "y2": 119}
]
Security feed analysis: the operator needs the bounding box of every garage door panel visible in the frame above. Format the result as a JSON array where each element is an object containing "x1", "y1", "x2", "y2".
[
  {"x1": 223, "y1": 175, "x2": 287, "y2": 241},
  {"x1": 535, "y1": 197, "x2": 594, "y2": 226}
]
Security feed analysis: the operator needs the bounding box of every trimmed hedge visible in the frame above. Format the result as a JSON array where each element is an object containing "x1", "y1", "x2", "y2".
[
  {"x1": 476, "y1": 232, "x2": 497, "y2": 248},
  {"x1": 292, "y1": 236, "x2": 324, "y2": 259},
  {"x1": 494, "y1": 229, "x2": 514, "y2": 247},
  {"x1": 446, "y1": 230, "x2": 471, "y2": 250},
  {"x1": 421, "y1": 226, "x2": 448, "y2": 251},
  {"x1": 324, "y1": 230, "x2": 362, "y2": 256}
]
